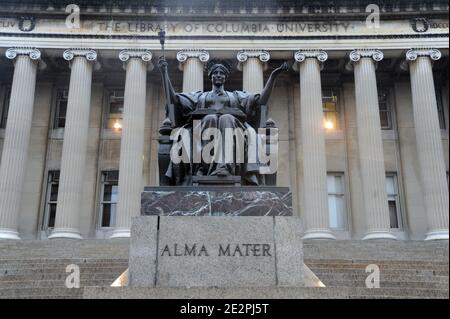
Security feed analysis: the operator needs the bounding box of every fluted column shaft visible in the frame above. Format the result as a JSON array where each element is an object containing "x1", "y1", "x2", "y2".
[
  {"x1": 49, "y1": 49, "x2": 97, "y2": 240},
  {"x1": 177, "y1": 50, "x2": 209, "y2": 92},
  {"x1": 183, "y1": 58, "x2": 204, "y2": 92},
  {"x1": 406, "y1": 49, "x2": 449, "y2": 241},
  {"x1": 243, "y1": 58, "x2": 264, "y2": 92},
  {"x1": 295, "y1": 51, "x2": 335, "y2": 240},
  {"x1": 350, "y1": 50, "x2": 396, "y2": 240},
  {"x1": 0, "y1": 49, "x2": 40, "y2": 240},
  {"x1": 237, "y1": 50, "x2": 270, "y2": 93},
  {"x1": 110, "y1": 50, "x2": 151, "y2": 238}
]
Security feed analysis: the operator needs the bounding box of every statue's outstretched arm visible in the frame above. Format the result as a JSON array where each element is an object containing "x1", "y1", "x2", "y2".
[
  {"x1": 258, "y1": 62, "x2": 289, "y2": 105},
  {"x1": 158, "y1": 56, "x2": 178, "y2": 104}
]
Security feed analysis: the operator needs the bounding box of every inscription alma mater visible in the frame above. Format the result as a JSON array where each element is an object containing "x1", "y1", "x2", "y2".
[{"x1": 160, "y1": 243, "x2": 272, "y2": 257}]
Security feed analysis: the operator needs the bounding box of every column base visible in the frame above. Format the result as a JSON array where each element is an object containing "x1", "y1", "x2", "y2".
[
  {"x1": 48, "y1": 228, "x2": 83, "y2": 240},
  {"x1": 362, "y1": 231, "x2": 397, "y2": 240},
  {"x1": 425, "y1": 230, "x2": 449, "y2": 241},
  {"x1": 303, "y1": 230, "x2": 336, "y2": 240},
  {"x1": 109, "y1": 228, "x2": 131, "y2": 239},
  {"x1": 0, "y1": 229, "x2": 21, "y2": 240}
]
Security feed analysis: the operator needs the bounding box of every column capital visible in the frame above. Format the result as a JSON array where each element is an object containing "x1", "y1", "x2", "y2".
[
  {"x1": 294, "y1": 50, "x2": 328, "y2": 63},
  {"x1": 405, "y1": 48, "x2": 442, "y2": 62},
  {"x1": 400, "y1": 48, "x2": 441, "y2": 71},
  {"x1": 63, "y1": 48, "x2": 97, "y2": 61},
  {"x1": 346, "y1": 49, "x2": 383, "y2": 71},
  {"x1": 63, "y1": 48, "x2": 100, "y2": 70},
  {"x1": 349, "y1": 49, "x2": 384, "y2": 62},
  {"x1": 177, "y1": 49, "x2": 210, "y2": 63},
  {"x1": 119, "y1": 49, "x2": 153, "y2": 62},
  {"x1": 293, "y1": 50, "x2": 328, "y2": 72},
  {"x1": 119, "y1": 49, "x2": 154, "y2": 70},
  {"x1": 237, "y1": 49, "x2": 270, "y2": 71},
  {"x1": 5, "y1": 47, "x2": 41, "y2": 60},
  {"x1": 177, "y1": 49, "x2": 210, "y2": 72},
  {"x1": 237, "y1": 49, "x2": 270, "y2": 63},
  {"x1": 6, "y1": 47, "x2": 46, "y2": 70}
]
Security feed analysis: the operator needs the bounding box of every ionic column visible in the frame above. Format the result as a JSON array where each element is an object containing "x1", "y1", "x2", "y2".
[
  {"x1": 294, "y1": 50, "x2": 335, "y2": 240},
  {"x1": 0, "y1": 48, "x2": 42, "y2": 240},
  {"x1": 348, "y1": 49, "x2": 396, "y2": 240},
  {"x1": 49, "y1": 49, "x2": 98, "y2": 240},
  {"x1": 404, "y1": 49, "x2": 448, "y2": 241},
  {"x1": 177, "y1": 49, "x2": 209, "y2": 92},
  {"x1": 237, "y1": 50, "x2": 270, "y2": 92},
  {"x1": 110, "y1": 50, "x2": 153, "y2": 239}
]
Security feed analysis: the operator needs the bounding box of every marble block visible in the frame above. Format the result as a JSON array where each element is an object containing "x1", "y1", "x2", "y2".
[
  {"x1": 129, "y1": 216, "x2": 304, "y2": 288},
  {"x1": 141, "y1": 186, "x2": 292, "y2": 216}
]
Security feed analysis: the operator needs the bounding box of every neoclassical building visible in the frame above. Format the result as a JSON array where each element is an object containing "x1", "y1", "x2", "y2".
[{"x1": 0, "y1": 0, "x2": 448, "y2": 241}]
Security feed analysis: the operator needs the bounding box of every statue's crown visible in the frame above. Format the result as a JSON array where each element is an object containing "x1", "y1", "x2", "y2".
[{"x1": 207, "y1": 59, "x2": 232, "y2": 78}]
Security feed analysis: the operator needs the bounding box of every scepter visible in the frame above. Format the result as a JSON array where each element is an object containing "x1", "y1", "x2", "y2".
[{"x1": 159, "y1": 30, "x2": 171, "y2": 106}]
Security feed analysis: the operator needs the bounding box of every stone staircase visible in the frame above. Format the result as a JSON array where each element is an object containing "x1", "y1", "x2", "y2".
[
  {"x1": 0, "y1": 240, "x2": 448, "y2": 299},
  {"x1": 0, "y1": 240, "x2": 129, "y2": 299},
  {"x1": 304, "y1": 241, "x2": 449, "y2": 299}
]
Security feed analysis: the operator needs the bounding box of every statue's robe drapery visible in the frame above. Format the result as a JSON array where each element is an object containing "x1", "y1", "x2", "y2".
[{"x1": 165, "y1": 90, "x2": 264, "y2": 185}]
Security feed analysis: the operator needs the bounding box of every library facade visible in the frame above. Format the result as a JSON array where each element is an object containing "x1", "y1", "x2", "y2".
[{"x1": 0, "y1": 0, "x2": 448, "y2": 241}]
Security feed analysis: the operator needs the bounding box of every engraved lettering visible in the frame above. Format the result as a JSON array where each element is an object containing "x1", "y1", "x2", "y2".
[{"x1": 218, "y1": 244, "x2": 231, "y2": 256}]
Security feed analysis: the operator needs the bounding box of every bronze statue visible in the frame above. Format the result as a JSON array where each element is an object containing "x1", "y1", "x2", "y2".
[{"x1": 157, "y1": 56, "x2": 288, "y2": 186}]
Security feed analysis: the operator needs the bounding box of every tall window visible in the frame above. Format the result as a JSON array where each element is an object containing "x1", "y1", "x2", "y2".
[
  {"x1": 379, "y1": 89, "x2": 393, "y2": 130},
  {"x1": 322, "y1": 89, "x2": 339, "y2": 130},
  {"x1": 436, "y1": 87, "x2": 446, "y2": 130},
  {"x1": 99, "y1": 171, "x2": 119, "y2": 228},
  {"x1": 386, "y1": 174, "x2": 401, "y2": 229},
  {"x1": 54, "y1": 89, "x2": 69, "y2": 128},
  {"x1": 0, "y1": 88, "x2": 10, "y2": 129},
  {"x1": 43, "y1": 171, "x2": 59, "y2": 229},
  {"x1": 327, "y1": 173, "x2": 346, "y2": 230},
  {"x1": 106, "y1": 90, "x2": 124, "y2": 130}
]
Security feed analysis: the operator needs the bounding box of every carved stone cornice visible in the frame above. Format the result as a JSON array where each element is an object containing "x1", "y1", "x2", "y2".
[
  {"x1": 5, "y1": 47, "x2": 46, "y2": 69},
  {"x1": 346, "y1": 49, "x2": 384, "y2": 71},
  {"x1": 400, "y1": 48, "x2": 442, "y2": 71},
  {"x1": 293, "y1": 50, "x2": 328, "y2": 72},
  {"x1": 119, "y1": 49, "x2": 153, "y2": 70},
  {"x1": 237, "y1": 49, "x2": 270, "y2": 71}
]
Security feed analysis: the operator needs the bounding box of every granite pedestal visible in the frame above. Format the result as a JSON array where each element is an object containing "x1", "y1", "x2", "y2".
[{"x1": 129, "y1": 215, "x2": 304, "y2": 288}]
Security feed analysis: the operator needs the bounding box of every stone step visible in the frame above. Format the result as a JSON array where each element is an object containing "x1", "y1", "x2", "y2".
[
  {"x1": 0, "y1": 279, "x2": 115, "y2": 288},
  {"x1": 0, "y1": 259, "x2": 128, "y2": 264},
  {"x1": 346, "y1": 287, "x2": 449, "y2": 299},
  {"x1": 304, "y1": 259, "x2": 449, "y2": 266},
  {"x1": 0, "y1": 287, "x2": 84, "y2": 298},
  {"x1": 0, "y1": 273, "x2": 123, "y2": 281},
  {"x1": 0, "y1": 266, "x2": 127, "y2": 275},
  {"x1": 305, "y1": 264, "x2": 449, "y2": 271},
  {"x1": 82, "y1": 286, "x2": 449, "y2": 299},
  {"x1": 316, "y1": 273, "x2": 449, "y2": 282},
  {"x1": 319, "y1": 280, "x2": 449, "y2": 289}
]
